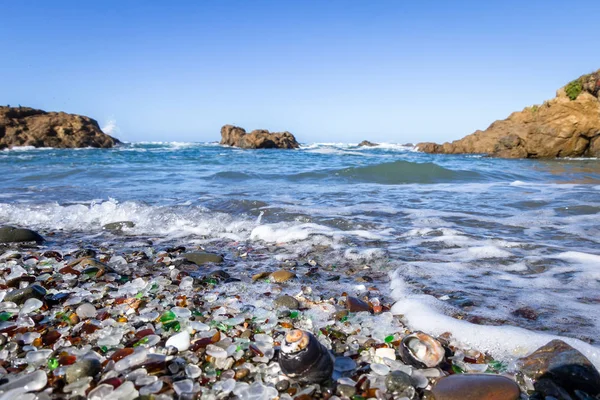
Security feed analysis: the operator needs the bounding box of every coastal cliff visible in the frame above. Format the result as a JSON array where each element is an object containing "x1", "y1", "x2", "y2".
[
  {"x1": 0, "y1": 106, "x2": 119, "y2": 149},
  {"x1": 220, "y1": 125, "x2": 299, "y2": 149},
  {"x1": 418, "y1": 69, "x2": 600, "y2": 158}
]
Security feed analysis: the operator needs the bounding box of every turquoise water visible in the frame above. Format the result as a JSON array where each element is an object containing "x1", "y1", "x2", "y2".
[{"x1": 1, "y1": 142, "x2": 599, "y2": 346}]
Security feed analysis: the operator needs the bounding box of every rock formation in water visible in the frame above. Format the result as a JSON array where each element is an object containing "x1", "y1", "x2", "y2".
[
  {"x1": 358, "y1": 140, "x2": 378, "y2": 147},
  {"x1": 417, "y1": 69, "x2": 600, "y2": 158},
  {"x1": 0, "y1": 106, "x2": 119, "y2": 149},
  {"x1": 220, "y1": 125, "x2": 299, "y2": 149}
]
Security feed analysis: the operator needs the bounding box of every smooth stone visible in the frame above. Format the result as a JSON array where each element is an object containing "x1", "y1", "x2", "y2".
[
  {"x1": 183, "y1": 252, "x2": 224, "y2": 265},
  {"x1": 275, "y1": 380, "x2": 290, "y2": 391},
  {"x1": 251, "y1": 271, "x2": 270, "y2": 282},
  {"x1": 517, "y1": 339, "x2": 600, "y2": 396},
  {"x1": 102, "y1": 221, "x2": 135, "y2": 232},
  {"x1": 345, "y1": 296, "x2": 370, "y2": 312},
  {"x1": 165, "y1": 331, "x2": 190, "y2": 352},
  {"x1": 19, "y1": 298, "x2": 43, "y2": 315},
  {"x1": 375, "y1": 347, "x2": 397, "y2": 360},
  {"x1": 385, "y1": 370, "x2": 413, "y2": 393},
  {"x1": 274, "y1": 295, "x2": 300, "y2": 310},
  {"x1": 270, "y1": 269, "x2": 296, "y2": 283},
  {"x1": 431, "y1": 374, "x2": 520, "y2": 400},
  {"x1": 0, "y1": 226, "x2": 44, "y2": 244},
  {"x1": 75, "y1": 303, "x2": 97, "y2": 319},
  {"x1": 66, "y1": 358, "x2": 102, "y2": 384},
  {"x1": 370, "y1": 363, "x2": 390, "y2": 375},
  {"x1": 0, "y1": 370, "x2": 47, "y2": 392},
  {"x1": 336, "y1": 384, "x2": 356, "y2": 398},
  {"x1": 5, "y1": 284, "x2": 47, "y2": 305}
]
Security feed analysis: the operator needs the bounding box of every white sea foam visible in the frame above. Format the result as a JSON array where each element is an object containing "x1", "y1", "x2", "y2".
[
  {"x1": 0, "y1": 200, "x2": 390, "y2": 248},
  {"x1": 101, "y1": 119, "x2": 118, "y2": 135},
  {"x1": 1, "y1": 146, "x2": 53, "y2": 152},
  {"x1": 389, "y1": 270, "x2": 600, "y2": 369}
]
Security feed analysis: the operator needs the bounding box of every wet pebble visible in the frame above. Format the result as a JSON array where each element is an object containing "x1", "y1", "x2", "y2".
[
  {"x1": 431, "y1": 374, "x2": 520, "y2": 400},
  {"x1": 274, "y1": 295, "x2": 300, "y2": 309},
  {"x1": 385, "y1": 370, "x2": 413, "y2": 393},
  {"x1": 183, "y1": 252, "x2": 224, "y2": 265},
  {"x1": 345, "y1": 296, "x2": 370, "y2": 312},
  {"x1": 270, "y1": 269, "x2": 296, "y2": 283},
  {"x1": 65, "y1": 358, "x2": 102, "y2": 384},
  {"x1": 336, "y1": 384, "x2": 356, "y2": 398}
]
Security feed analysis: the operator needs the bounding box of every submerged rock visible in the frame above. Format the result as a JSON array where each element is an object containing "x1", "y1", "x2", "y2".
[
  {"x1": 0, "y1": 106, "x2": 119, "y2": 149},
  {"x1": 270, "y1": 269, "x2": 296, "y2": 283},
  {"x1": 431, "y1": 374, "x2": 520, "y2": 400},
  {"x1": 220, "y1": 125, "x2": 300, "y2": 149},
  {"x1": 274, "y1": 295, "x2": 300, "y2": 310},
  {"x1": 0, "y1": 226, "x2": 44, "y2": 244},
  {"x1": 102, "y1": 221, "x2": 135, "y2": 233},
  {"x1": 183, "y1": 252, "x2": 224, "y2": 265},
  {"x1": 517, "y1": 339, "x2": 600, "y2": 397},
  {"x1": 358, "y1": 140, "x2": 378, "y2": 147}
]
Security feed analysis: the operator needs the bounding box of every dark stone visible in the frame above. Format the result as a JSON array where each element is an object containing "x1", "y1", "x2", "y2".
[
  {"x1": 274, "y1": 295, "x2": 300, "y2": 310},
  {"x1": 73, "y1": 249, "x2": 97, "y2": 259},
  {"x1": 102, "y1": 221, "x2": 135, "y2": 233},
  {"x1": 45, "y1": 292, "x2": 71, "y2": 306},
  {"x1": 65, "y1": 358, "x2": 102, "y2": 384},
  {"x1": 4, "y1": 284, "x2": 47, "y2": 305},
  {"x1": 275, "y1": 379, "x2": 290, "y2": 392},
  {"x1": 345, "y1": 296, "x2": 370, "y2": 312},
  {"x1": 183, "y1": 252, "x2": 224, "y2": 265},
  {"x1": 385, "y1": 370, "x2": 413, "y2": 393},
  {"x1": 517, "y1": 339, "x2": 600, "y2": 397},
  {"x1": 431, "y1": 374, "x2": 520, "y2": 400},
  {"x1": 0, "y1": 226, "x2": 44, "y2": 244}
]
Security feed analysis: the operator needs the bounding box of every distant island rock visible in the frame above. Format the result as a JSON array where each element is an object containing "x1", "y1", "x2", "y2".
[
  {"x1": 358, "y1": 140, "x2": 378, "y2": 147},
  {"x1": 220, "y1": 125, "x2": 299, "y2": 149},
  {"x1": 418, "y1": 69, "x2": 600, "y2": 158},
  {"x1": 0, "y1": 106, "x2": 119, "y2": 150}
]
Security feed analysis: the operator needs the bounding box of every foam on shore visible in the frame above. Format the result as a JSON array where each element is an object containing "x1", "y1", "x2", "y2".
[{"x1": 389, "y1": 269, "x2": 600, "y2": 370}]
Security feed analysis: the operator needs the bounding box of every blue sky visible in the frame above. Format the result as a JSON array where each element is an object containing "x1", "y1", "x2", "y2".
[{"x1": 2, "y1": 1, "x2": 599, "y2": 143}]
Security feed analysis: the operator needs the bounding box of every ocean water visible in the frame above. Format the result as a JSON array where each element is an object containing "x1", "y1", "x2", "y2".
[{"x1": 1, "y1": 142, "x2": 599, "y2": 364}]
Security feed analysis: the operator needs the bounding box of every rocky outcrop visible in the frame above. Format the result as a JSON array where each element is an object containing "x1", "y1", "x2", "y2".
[
  {"x1": 0, "y1": 106, "x2": 119, "y2": 149},
  {"x1": 358, "y1": 140, "x2": 378, "y2": 147},
  {"x1": 418, "y1": 69, "x2": 600, "y2": 158},
  {"x1": 220, "y1": 125, "x2": 299, "y2": 149}
]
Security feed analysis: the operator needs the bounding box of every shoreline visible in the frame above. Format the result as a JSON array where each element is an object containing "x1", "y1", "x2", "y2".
[{"x1": 0, "y1": 235, "x2": 599, "y2": 398}]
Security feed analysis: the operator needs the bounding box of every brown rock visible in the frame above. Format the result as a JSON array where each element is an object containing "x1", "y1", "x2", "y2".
[
  {"x1": 220, "y1": 125, "x2": 299, "y2": 149},
  {"x1": 512, "y1": 306, "x2": 538, "y2": 320},
  {"x1": 345, "y1": 296, "x2": 370, "y2": 312},
  {"x1": 431, "y1": 374, "x2": 520, "y2": 400},
  {"x1": 358, "y1": 140, "x2": 378, "y2": 147},
  {"x1": 270, "y1": 269, "x2": 296, "y2": 283},
  {"x1": 517, "y1": 339, "x2": 600, "y2": 397},
  {"x1": 251, "y1": 271, "x2": 270, "y2": 282},
  {"x1": 0, "y1": 106, "x2": 119, "y2": 149},
  {"x1": 417, "y1": 69, "x2": 600, "y2": 158}
]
